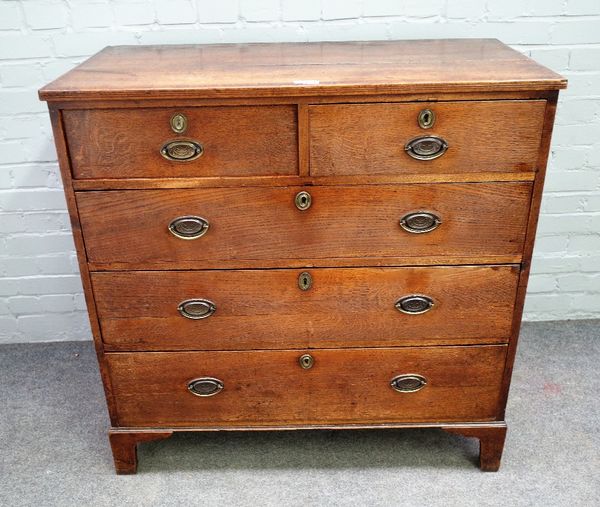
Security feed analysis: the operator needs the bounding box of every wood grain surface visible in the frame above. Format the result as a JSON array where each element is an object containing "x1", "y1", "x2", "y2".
[
  {"x1": 106, "y1": 345, "x2": 507, "y2": 427},
  {"x1": 64, "y1": 105, "x2": 298, "y2": 179},
  {"x1": 309, "y1": 100, "x2": 545, "y2": 176},
  {"x1": 92, "y1": 265, "x2": 519, "y2": 351},
  {"x1": 38, "y1": 40, "x2": 566, "y2": 101},
  {"x1": 77, "y1": 182, "x2": 532, "y2": 269}
]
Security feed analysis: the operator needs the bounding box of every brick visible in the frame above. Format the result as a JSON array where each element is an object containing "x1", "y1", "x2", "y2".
[
  {"x1": 17, "y1": 312, "x2": 91, "y2": 342},
  {"x1": 0, "y1": 63, "x2": 45, "y2": 87},
  {"x1": 40, "y1": 294, "x2": 76, "y2": 313},
  {"x1": 532, "y1": 235, "x2": 570, "y2": 252},
  {"x1": 22, "y1": 1, "x2": 68, "y2": 30},
  {"x1": 137, "y1": 27, "x2": 223, "y2": 45},
  {"x1": 155, "y1": 0, "x2": 197, "y2": 25},
  {"x1": 541, "y1": 194, "x2": 586, "y2": 214},
  {"x1": 569, "y1": 48, "x2": 600, "y2": 72},
  {"x1": 8, "y1": 296, "x2": 41, "y2": 315},
  {"x1": 0, "y1": 2, "x2": 21, "y2": 30},
  {"x1": 580, "y1": 255, "x2": 600, "y2": 272},
  {"x1": 528, "y1": 48, "x2": 570, "y2": 73},
  {"x1": 0, "y1": 212, "x2": 69, "y2": 235},
  {"x1": 552, "y1": 20, "x2": 600, "y2": 45},
  {"x1": 566, "y1": 0, "x2": 600, "y2": 15},
  {"x1": 282, "y1": 0, "x2": 321, "y2": 21},
  {"x1": 0, "y1": 90, "x2": 47, "y2": 114},
  {"x1": 544, "y1": 170, "x2": 600, "y2": 192},
  {"x1": 470, "y1": 21, "x2": 553, "y2": 44},
  {"x1": 53, "y1": 32, "x2": 138, "y2": 57},
  {"x1": 527, "y1": 274, "x2": 557, "y2": 293},
  {"x1": 321, "y1": 0, "x2": 362, "y2": 20},
  {"x1": 219, "y1": 23, "x2": 304, "y2": 43},
  {"x1": 71, "y1": 2, "x2": 114, "y2": 29},
  {"x1": 35, "y1": 255, "x2": 76, "y2": 275},
  {"x1": 362, "y1": 0, "x2": 404, "y2": 17},
  {"x1": 0, "y1": 189, "x2": 66, "y2": 211},
  {"x1": 556, "y1": 99, "x2": 600, "y2": 125},
  {"x1": 568, "y1": 235, "x2": 600, "y2": 252},
  {"x1": 551, "y1": 146, "x2": 589, "y2": 170},
  {"x1": 0, "y1": 299, "x2": 9, "y2": 316},
  {"x1": 537, "y1": 213, "x2": 594, "y2": 235},
  {"x1": 562, "y1": 73, "x2": 600, "y2": 97},
  {"x1": 0, "y1": 34, "x2": 54, "y2": 59},
  {"x1": 487, "y1": 0, "x2": 564, "y2": 19},
  {"x1": 530, "y1": 255, "x2": 580, "y2": 274},
  {"x1": 307, "y1": 20, "x2": 390, "y2": 42},
  {"x1": 114, "y1": 2, "x2": 156, "y2": 26},
  {"x1": 0, "y1": 317, "x2": 18, "y2": 337},
  {"x1": 6, "y1": 233, "x2": 74, "y2": 256},
  {"x1": 557, "y1": 273, "x2": 600, "y2": 292},
  {"x1": 554, "y1": 122, "x2": 600, "y2": 147}
]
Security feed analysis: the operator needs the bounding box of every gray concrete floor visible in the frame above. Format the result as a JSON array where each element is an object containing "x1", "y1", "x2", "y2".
[{"x1": 1, "y1": 320, "x2": 599, "y2": 507}]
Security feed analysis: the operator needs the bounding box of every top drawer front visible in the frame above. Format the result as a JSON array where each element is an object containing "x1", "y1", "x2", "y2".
[
  {"x1": 309, "y1": 100, "x2": 545, "y2": 176},
  {"x1": 63, "y1": 106, "x2": 298, "y2": 179}
]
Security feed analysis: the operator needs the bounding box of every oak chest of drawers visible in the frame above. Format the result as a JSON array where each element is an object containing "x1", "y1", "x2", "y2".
[{"x1": 39, "y1": 39, "x2": 566, "y2": 474}]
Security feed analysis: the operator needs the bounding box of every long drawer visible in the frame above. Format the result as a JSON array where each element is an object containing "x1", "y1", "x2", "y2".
[
  {"x1": 309, "y1": 100, "x2": 546, "y2": 176},
  {"x1": 63, "y1": 105, "x2": 298, "y2": 179},
  {"x1": 93, "y1": 265, "x2": 519, "y2": 351},
  {"x1": 77, "y1": 182, "x2": 532, "y2": 269},
  {"x1": 107, "y1": 345, "x2": 507, "y2": 427}
]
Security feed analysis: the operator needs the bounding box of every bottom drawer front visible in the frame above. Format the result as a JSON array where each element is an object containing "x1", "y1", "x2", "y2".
[{"x1": 108, "y1": 345, "x2": 506, "y2": 427}]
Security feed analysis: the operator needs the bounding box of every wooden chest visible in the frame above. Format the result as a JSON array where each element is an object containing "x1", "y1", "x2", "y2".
[{"x1": 39, "y1": 39, "x2": 566, "y2": 473}]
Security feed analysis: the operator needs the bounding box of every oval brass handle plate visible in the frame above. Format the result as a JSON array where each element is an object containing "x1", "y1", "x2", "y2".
[
  {"x1": 399, "y1": 211, "x2": 441, "y2": 234},
  {"x1": 417, "y1": 109, "x2": 436, "y2": 129},
  {"x1": 405, "y1": 136, "x2": 448, "y2": 160},
  {"x1": 178, "y1": 299, "x2": 216, "y2": 320},
  {"x1": 298, "y1": 271, "x2": 312, "y2": 291},
  {"x1": 161, "y1": 140, "x2": 203, "y2": 161},
  {"x1": 395, "y1": 295, "x2": 434, "y2": 315},
  {"x1": 299, "y1": 354, "x2": 314, "y2": 369},
  {"x1": 168, "y1": 215, "x2": 209, "y2": 240},
  {"x1": 188, "y1": 377, "x2": 224, "y2": 397},
  {"x1": 390, "y1": 374, "x2": 427, "y2": 393},
  {"x1": 295, "y1": 191, "x2": 312, "y2": 211}
]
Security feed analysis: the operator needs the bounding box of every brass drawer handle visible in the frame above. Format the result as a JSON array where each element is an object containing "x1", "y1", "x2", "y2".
[
  {"x1": 299, "y1": 354, "x2": 314, "y2": 369},
  {"x1": 161, "y1": 139, "x2": 203, "y2": 161},
  {"x1": 390, "y1": 374, "x2": 427, "y2": 393},
  {"x1": 399, "y1": 211, "x2": 441, "y2": 234},
  {"x1": 168, "y1": 215, "x2": 209, "y2": 240},
  {"x1": 295, "y1": 191, "x2": 312, "y2": 211},
  {"x1": 405, "y1": 136, "x2": 448, "y2": 160},
  {"x1": 395, "y1": 295, "x2": 434, "y2": 315},
  {"x1": 178, "y1": 299, "x2": 216, "y2": 320},
  {"x1": 188, "y1": 377, "x2": 224, "y2": 397}
]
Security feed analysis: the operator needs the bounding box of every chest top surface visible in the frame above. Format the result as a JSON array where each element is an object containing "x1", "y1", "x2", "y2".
[{"x1": 39, "y1": 39, "x2": 566, "y2": 101}]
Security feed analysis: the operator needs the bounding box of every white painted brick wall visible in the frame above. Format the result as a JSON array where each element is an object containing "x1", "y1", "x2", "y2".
[{"x1": 0, "y1": 1, "x2": 599, "y2": 344}]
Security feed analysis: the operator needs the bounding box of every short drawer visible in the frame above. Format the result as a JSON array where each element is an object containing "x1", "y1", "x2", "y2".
[
  {"x1": 309, "y1": 100, "x2": 546, "y2": 176},
  {"x1": 93, "y1": 265, "x2": 519, "y2": 351},
  {"x1": 63, "y1": 105, "x2": 298, "y2": 179},
  {"x1": 107, "y1": 345, "x2": 507, "y2": 427},
  {"x1": 77, "y1": 182, "x2": 532, "y2": 269}
]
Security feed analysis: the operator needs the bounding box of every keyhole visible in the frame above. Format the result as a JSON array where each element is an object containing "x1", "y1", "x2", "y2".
[
  {"x1": 418, "y1": 109, "x2": 435, "y2": 129},
  {"x1": 299, "y1": 354, "x2": 314, "y2": 369},
  {"x1": 298, "y1": 271, "x2": 312, "y2": 291},
  {"x1": 295, "y1": 191, "x2": 312, "y2": 210}
]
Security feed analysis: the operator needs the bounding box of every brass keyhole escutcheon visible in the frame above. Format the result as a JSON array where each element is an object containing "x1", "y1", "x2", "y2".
[
  {"x1": 418, "y1": 109, "x2": 435, "y2": 129},
  {"x1": 170, "y1": 113, "x2": 188, "y2": 134},
  {"x1": 299, "y1": 354, "x2": 314, "y2": 369},
  {"x1": 295, "y1": 191, "x2": 312, "y2": 211},
  {"x1": 298, "y1": 271, "x2": 312, "y2": 291}
]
